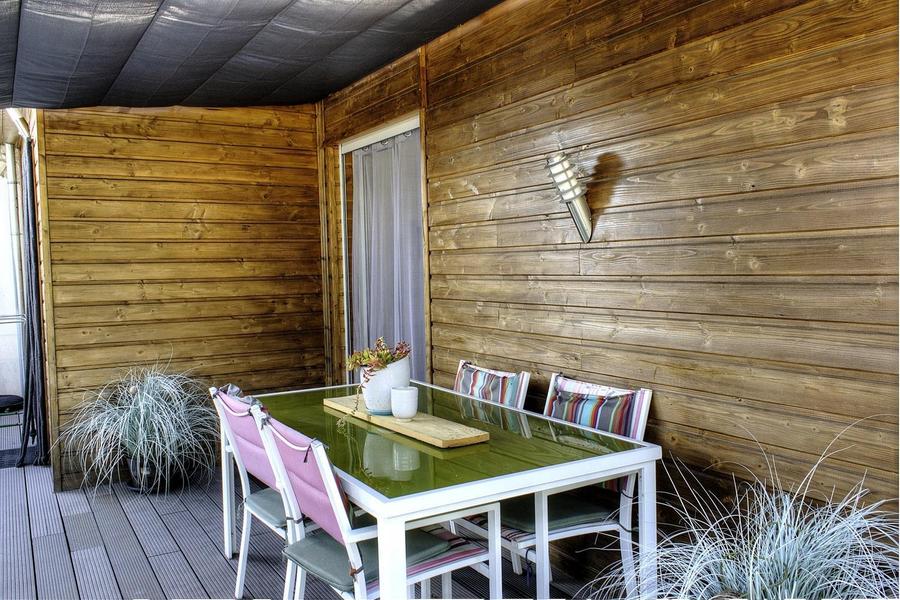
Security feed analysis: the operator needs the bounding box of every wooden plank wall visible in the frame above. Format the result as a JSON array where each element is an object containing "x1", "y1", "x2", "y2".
[
  {"x1": 323, "y1": 0, "x2": 899, "y2": 502},
  {"x1": 33, "y1": 105, "x2": 324, "y2": 488}
]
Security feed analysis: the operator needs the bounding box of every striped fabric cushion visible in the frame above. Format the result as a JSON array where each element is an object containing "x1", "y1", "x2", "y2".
[
  {"x1": 544, "y1": 376, "x2": 639, "y2": 437},
  {"x1": 366, "y1": 526, "x2": 486, "y2": 594},
  {"x1": 453, "y1": 362, "x2": 520, "y2": 407},
  {"x1": 463, "y1": 514, "x2": 537, "y2": 544}
]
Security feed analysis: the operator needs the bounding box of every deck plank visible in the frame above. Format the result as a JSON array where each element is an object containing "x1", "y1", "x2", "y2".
[
  {"x1": 161, "y1": 509, "x2": 239, "y2": 599},
  {"x1": 199, "y1": 473, "x2": 247, "y2": 538},
  {"x1": 62, "y1": 511, "x2": 104, "y2": 551},
  {"x1": 88, "y1": 489, "x2": 166, "y2": 600},
  {"x1": 59, "y1": 499, "x2": 123, "y2": 600},
  {"x1": 56, "y1": 488, "x2": 93, "y2": 517},
  {"x1": 0, "y1": 467, "x2": 35, "y2": 600},
  {"x1": 183, "y1": 480, "x2": 307, "y2": 599},
  {"x1": 71, "y1": 546, "x2": 123, "y2": 600},
  {"x1": 147, "y1": 490, "x2": 188, "y2": 515},
  {"x1": 112, "y1": 483, "x2": 179, "y2": 557},
  {"x1": 148, "y1": 551, "x2": 208, "y2": 600},
  {"x1": 25, "y1": 465, "x2": 65, "y2": 538},
  {"x1": 32, "y1": 532, "x2": 80, "y2": 600}
]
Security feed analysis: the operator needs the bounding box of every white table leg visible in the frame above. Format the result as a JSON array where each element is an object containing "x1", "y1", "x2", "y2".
[
  {"x1": 221, "y1": 435, "x2": 236, "y2": 558},
  {"x1": 534, "y1": 490, "x2": 550, "y2": 599},
  {"x1": 638, "y1": 462, "x2": 658, "y2": 600},
  {"x1": 487, "y1": 505, "x2": 503, "y2": 599},
  {"x1": 378, "y1": 517, "x2": 408, "y2": 600}
]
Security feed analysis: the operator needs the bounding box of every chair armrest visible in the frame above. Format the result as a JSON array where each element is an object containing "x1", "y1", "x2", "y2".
[
  {"x1": 344, "y1": 524, "x2": 379, "y2": 543},
  {"x1": 408, "y1": 502, "x2": 500, "y2": 530}
]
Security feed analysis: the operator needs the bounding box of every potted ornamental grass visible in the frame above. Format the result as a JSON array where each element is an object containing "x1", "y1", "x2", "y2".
[
  {"x1": 62, "y1": 365, "x2": 219, "y2": 493},
  {"x1": 581, "y1": 450, "x2": 899, "y2": 600},
  {"x1": 347, "y1": 337, "x2": 411, "y2": 415}
]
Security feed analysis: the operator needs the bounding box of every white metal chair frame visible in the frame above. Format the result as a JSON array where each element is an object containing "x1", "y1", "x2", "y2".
[
  {"x1": 454, "y1": 373, "x2": 652, "y2": 596},
  {"x1": 454, "y1": 360, "x2": 531, "y2": 409},
  {"x1": 251, "y1": 404, "x2": 504, "y2": 600},
  {"x1": 211, "y1": 388, "x2": 298, "y2": 599}
]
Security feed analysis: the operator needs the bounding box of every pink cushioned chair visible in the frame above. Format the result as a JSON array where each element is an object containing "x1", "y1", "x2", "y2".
[
  {"x1": 212, "y1": 386, "x2": 313, "y2": 599},
  {"x1": 251, "y1": 404, "x2": 503, "y2": 600}
]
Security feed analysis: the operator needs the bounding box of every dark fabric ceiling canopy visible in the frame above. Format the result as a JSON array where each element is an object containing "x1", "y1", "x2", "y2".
[{"x1": 0, "y1": 0, "x2": 501, "y2": 109}]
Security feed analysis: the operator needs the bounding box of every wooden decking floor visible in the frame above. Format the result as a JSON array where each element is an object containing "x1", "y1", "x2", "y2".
[{"x1": 0, "y1": 431, "x2": 590, "y2": 600}]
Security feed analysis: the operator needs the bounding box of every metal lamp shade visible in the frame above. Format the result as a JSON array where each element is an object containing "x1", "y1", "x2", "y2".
[{"x1": 547, "y1": 152, "x2": 593, "y2": 243}]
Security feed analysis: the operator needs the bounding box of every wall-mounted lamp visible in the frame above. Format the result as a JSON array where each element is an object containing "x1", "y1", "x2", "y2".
[{"x1": 547, "y1": 151, "x2": 592, "y2": 243}]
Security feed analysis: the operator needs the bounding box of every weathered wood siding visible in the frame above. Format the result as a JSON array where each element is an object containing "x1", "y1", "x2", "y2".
[
  {"x1": 34, "y1": 105, "x2": 324, "y2": 487},
  {"x1": 324, "y1": 0, "x2": 899, "y2": 502}
]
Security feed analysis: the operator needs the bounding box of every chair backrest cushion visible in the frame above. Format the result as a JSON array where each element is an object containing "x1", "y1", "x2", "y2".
[
  {"x1": 265, "y1": 415, "x2": 348, "y2": 544},
  {"x1": 453, "y1": 361, "x2": 521, "y2": 407},
  {"x1": 543, "y1": 375, "x2": 648, "y2": 440},
  {"x1": 214, "y1": 391, "x2": 279, "y2": 490}
]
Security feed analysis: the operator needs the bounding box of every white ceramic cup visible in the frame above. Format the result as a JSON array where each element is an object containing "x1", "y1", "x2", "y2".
[{"x1": 390, "y1": 386, "x2": 418, "y2": 422}]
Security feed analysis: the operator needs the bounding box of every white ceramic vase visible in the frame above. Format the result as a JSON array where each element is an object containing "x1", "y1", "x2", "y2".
[
  {"x1": 362, "y1": 434, "x2": 394, "y2": 478},
  {"x1": 360, "y1": 356, "x2": 410, "y2": 415}
]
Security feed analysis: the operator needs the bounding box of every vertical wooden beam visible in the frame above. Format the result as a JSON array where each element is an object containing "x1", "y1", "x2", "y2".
[
  {"x1": 315, "y1": 100, "x2": 334, "y2": 385},
  {"x1": 330, "y1": 145, "x2": 347, "y2": 379},
  {"x1": 30, "y1": 110, "x2": 61, "y2": 489},
  {"x1": 418, "y1": 47, "x2": 433, "y2": 383}
]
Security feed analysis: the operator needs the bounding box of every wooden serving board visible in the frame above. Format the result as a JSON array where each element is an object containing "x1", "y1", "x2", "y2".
[
  {"x1": 323, "y1": 395, "x2": 489, "y2": 448},
  {"x1": 323, "y1": 406, "x2": 489, "y2": 458}
]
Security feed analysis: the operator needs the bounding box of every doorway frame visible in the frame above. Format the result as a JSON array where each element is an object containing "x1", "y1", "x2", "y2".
[{"x1": 336, "y1": 112, "x2": 429, "y2": 384}]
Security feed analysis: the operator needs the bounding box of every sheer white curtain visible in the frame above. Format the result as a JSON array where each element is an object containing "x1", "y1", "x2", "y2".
[{"x1": 350, "y1": 128, "x2": 426, "y2": 379}]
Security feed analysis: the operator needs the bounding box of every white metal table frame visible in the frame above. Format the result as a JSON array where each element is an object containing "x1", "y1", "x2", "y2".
[{"x1": 220, "y1": 381, "x2": 661, "y2": 600}]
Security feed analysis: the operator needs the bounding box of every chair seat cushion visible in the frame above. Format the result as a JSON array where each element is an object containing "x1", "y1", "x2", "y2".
[
  {"x1": 465, "y1": 491, "x2": 617, "y2": 543},
  {"x1": 0, "y1": 395, "x2": 23, "y2": 411},
  {"x1": 283, "y1": 526, "x2": 485, "y2": 594},
  {"x1": 284, "y1": 527, "x2": 449, "y2": 592},
  {"x1": 245, "y1": 488, "x2": 287, "y2": 528},
  {"x1": 501, "y1": 492, "x2": 615, "y2": 533}
]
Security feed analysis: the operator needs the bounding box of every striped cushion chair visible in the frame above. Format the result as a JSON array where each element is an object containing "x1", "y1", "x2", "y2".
[
  {"x1": 453, "y1": 360, "x2": 531, "y2": 434},
  {"x1": 456, "y1": 373, "x2": 652, "y2": 595},
  {"x1": 453, "y1": 360, "x2": 530, "y2": 409}
]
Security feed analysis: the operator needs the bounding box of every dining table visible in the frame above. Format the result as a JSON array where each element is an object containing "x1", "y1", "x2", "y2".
[{"x1": 219, "y1": 380, "x2": 661, "y2": 600}]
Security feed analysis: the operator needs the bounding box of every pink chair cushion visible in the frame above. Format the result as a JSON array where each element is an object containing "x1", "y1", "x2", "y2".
[
  {"x1": 266, "y1": 415, "x2": 348, "y2": 544},
  {"x1": 215, "y1": 391, "x2": 279, "y2": 491}
]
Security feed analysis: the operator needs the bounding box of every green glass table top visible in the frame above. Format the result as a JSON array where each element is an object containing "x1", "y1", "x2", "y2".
[{"x1": 258, "y1": 382, "x2": 640, "y2": 500}]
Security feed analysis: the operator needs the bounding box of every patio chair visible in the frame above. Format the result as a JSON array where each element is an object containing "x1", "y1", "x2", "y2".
[
  {"x1": 454, "y1": 373, "x2": 652, "y2": 596},
  {"x1": 211, "y1": 386, "x2": 300, "y2": 599},
  {"x1": 251, "y1": 404, "x2": 503, "y2": 600},
  {"x1": 452, "y1": 360, "x2": 530, "y2": 409},
  {"x1": 450, "y1": 360, "x2": 531, "y2": 571}
]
